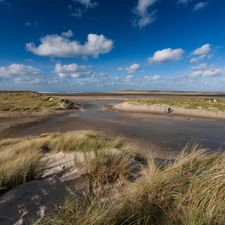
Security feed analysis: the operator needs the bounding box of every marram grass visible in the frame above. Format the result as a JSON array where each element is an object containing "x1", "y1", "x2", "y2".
[
  {"x1": 0, "y1": 131, "x2": 129, "y2": 195},
  {"x1": 36, "y1": 149, "x2": 225, "y2": 225}
]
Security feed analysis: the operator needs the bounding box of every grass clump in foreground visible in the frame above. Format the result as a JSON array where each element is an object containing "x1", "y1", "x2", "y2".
[
  {"x1": 0, "y1": 92, "x2": 73, "y2": 112},
  {"x1": 36, "y1": 149, "x2": 225, "y2": 225},
  {"x1": 127, "y1": 97, "x2": 225, "y2": 111},
  {"x1": 0, "y1": 138, "x2": 41, "y2": 195},
  {"x1": 0, "y1": 131, "x2": 134, "y2": 195}
]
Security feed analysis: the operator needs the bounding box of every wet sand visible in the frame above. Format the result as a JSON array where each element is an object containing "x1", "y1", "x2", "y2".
[{"x1": 1, "y1": 95, "x2": 225, "y2": 157}]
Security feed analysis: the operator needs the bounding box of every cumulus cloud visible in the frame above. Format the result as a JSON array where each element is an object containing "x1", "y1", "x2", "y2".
[
  {"x1": 55, "y1": 63, "x2": 95, "y2": 79},
  {"x1": 193, "y1": 2, "x2": 208, "y2": 11},
  {"x1": 149, "y1": 48, "x2": 185, "y2": 63},
  {"x1": 191, "y1": 69, "x2": 224, "y2": 77},
  {"x1": 193, "y1": 43, "x2": 211, "y2": 55},
  {"x1": 133, "y1": 0, "x2": 158, "y2": 28},
  {"x1": 190, "y1": 43, "x2": 211, "y2": 63},
  {"x1": 26, "y1": 31, "x2": 114, "y2": 58},
  {"x1": 0, "y1": 64, "x2": 43, "y2": 84},
  {"x1": 117, "y1": 63, "x2": 141, "y2": 74},
  {"x1": 126, "y1": 64, "x2": 141, "y2": 74},
  {"x1": 191, "y1": 64, "x2": 225, "y2": 77}
]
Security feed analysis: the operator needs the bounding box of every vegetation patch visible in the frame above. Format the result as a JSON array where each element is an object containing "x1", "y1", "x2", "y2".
[
  {"x1": 0, "y1": 131, "x2": 135, "y2": 195},
  {"x1": 0, "y1": 92, "x2": 74, "y2": 113},
  {"x1": 1, "y1": 131, "x2": 225, "y2": 225},
  {"x1": 126, "y1": 97, "x2": 225, "y2": 111},
  {"x1": 0, "y1": 138, "x2": 41, "y2": 195},
  {"x1": 36, "y1": 149, "x2": 225, "y2": 225}
]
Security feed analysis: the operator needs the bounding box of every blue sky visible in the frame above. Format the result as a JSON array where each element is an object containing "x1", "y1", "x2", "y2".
[{"x1": 0, "y1": 0, "x2": 225, "y2": 92}]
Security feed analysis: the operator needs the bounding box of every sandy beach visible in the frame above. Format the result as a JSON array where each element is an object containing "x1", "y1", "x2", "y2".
[{"x1": 113, "y1": 102, "x2": 225, "y2": 119}]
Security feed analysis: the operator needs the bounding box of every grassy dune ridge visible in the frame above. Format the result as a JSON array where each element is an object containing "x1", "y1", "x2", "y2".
[
  {"x1": 0, "y1": 92, "x2": 74, "y2": 113},
  {"x1": 126, "y1": 97, "x2": 225, "y2": 111}
]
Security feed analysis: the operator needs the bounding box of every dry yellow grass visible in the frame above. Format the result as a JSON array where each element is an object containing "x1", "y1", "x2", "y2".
[
  {"x1": 1, "y1": 131, "x2": 224, "y2": 225},
  {"x1": 0, "y1": 92, "x2": 74, "y2": 113},
  {"x1": 0, "y1": 131, "x2": 133, "y2": 195},
  {"x1": 0, "y1": 138, "x2": 42, "y2": 194},
  {"x1": 36, "y1": 149, "x2": 225, "y2": 225}
]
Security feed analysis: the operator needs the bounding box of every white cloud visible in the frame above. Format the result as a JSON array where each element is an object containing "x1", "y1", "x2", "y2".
[
  {"x1": 117, "y1": 63, "x2": 141, "y2": 74},
  {"x1": 149, "y1": 48, "x2": 185, "y2": 63},
  {"x1": 0, "y1": 64, "x2": 43, "y2": 84},
  {"x1": 190, "y1": 55, "x2": 206, "y2": 63},
  {"x1": 125, "y1": 75, "x2": 134, "y2": 81},
  {"x1": 191, "y1": 63, "x2": 208, "y2": 70},
  {"x1": 190, "y1": 44, "x2": 211, "y2": 63},
  {"x1": 55, "y1": 63, "x2": 95, "y2": 79},
  {"x1": 193, "y1": 2, "x2": 208, "y2": 11},
  {"x1": 26, "y1": 32, "x2": 114, "y2": 58},
  {"x1": 133, "y1": 0, "x2": 158, "y2": 28},
  {"x1": 144, "y1": 75, "x2": 160, "y2": 81},
  {"x1": 193, "y1": 43, "x2": 211, "y2": 55},
  {"x1": 14, "y1": 77, "x2": 42, "y2": 84},
  {"x1": 191, "y1": 69, "x2": 224, "y2": 77},
  {"x1": 191, "y1": 64, "x2": 225, "y2": 77},
  {"x1": 126, "y1": 63, "x2": 141, "y2": 74}
]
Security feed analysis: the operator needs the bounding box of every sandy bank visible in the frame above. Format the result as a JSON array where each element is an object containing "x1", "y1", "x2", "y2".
[{"x1": 113, "y1": 102, "x2": 225, "y2": 119}]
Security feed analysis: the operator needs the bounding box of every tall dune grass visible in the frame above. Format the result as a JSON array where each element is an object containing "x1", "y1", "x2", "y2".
[
  {"x1": 0, "y1": 131, "x2": 130, "y2": 195},
  {"x1": 1, "y1": 132, "x2": 224, "y2": 225},
  {"x1": 36, "y1": 149, "x2": 225, "y2": 225},
  {"x1": 0, "y1": 138, "x2": 45, "y2": 194}
]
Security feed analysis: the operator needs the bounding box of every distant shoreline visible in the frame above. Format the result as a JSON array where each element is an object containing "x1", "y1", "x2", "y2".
[{"x1": 47, "y1": 91, "x2": 225, "y2": 98}]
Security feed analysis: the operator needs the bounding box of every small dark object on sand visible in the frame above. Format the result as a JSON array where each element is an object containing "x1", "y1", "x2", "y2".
[{"x1": 168, "y1": 107, "x2": 174, "y2": 113}]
